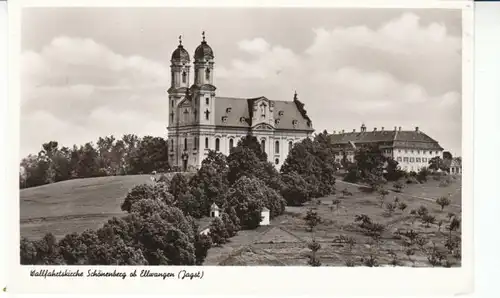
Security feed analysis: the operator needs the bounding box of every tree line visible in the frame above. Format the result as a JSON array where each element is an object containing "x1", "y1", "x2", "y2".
[
  {"x1": 20, "y1": 132, "x2": 338, "y2": 265},
  {"x1": 19, "y1": 134, "x2": 170, "y2": 189}
]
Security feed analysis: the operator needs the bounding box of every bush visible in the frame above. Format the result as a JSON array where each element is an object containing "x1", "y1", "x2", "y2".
[
  {"x1": 170, "y1": 173, "x2": 189, "y2": 200},
  {"x1": 417, "y1": 167, "x2": 430, "y2": 183},
  {"x1": 208, "y1": 217, "x2": 229, "y2": 246},
  {"x1": 436, "y1": 196, "x2": 451, "y2": 211},
  {"x1": 304, "y1": 209, "x2": 321, "y2": 232},
  {"x1": 393, "y1": 181, "x2": 404, "y2": 192}
]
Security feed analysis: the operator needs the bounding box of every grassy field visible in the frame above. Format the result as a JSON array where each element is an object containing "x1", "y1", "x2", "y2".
[
  {"x1": 20, "y1": 172, "x2": 462, "y2": 267},
  {"x1": 206, "y1": 176, "x2": 462, "y2": 267},
  {"x1": 20, "y1": 175, "x2": 158, "y2": 239}
]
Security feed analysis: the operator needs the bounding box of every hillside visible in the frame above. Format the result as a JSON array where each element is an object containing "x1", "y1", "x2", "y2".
[{"x1": 20, "y1": 174, "x2": 182, "y2": 239}]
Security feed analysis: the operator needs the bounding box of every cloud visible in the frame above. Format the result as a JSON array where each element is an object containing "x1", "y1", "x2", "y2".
[
  {"x1": 21, "y1": 36, "x2": 169, "y2": 156},
  {"x1": 20, "y1": 12, "x2": 462, "y2": 157},
  {"x1": 215, "y1": 12, "x2": 462, "y2": 155}
]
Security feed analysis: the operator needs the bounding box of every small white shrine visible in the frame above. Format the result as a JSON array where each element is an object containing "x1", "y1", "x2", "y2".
[
  {"x1": 210, "y1": 203, "x2": 220, "y2": 218},
  {"x1": 260, "y1": 207, "x2": 270, "y2": 226}
]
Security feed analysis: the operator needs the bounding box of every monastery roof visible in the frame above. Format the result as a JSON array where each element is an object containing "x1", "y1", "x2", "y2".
[
  {"x1": 213, "y1": 96, "x2": 313, "y2": 131},
  {"x1": 329, "y1": 129, "x2": 443, "y2": 150}
]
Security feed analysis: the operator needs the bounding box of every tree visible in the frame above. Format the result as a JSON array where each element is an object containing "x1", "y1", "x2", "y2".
[
  {"x1": 429, "y1": 156, "x2": 447, "y2": 172},
  {"x1": 421, "y1": 214, "x2": 436, "y2": 228},
  {"x1": 225, "y1": 176, "x2": 266, "y2": 229},
  {"x1": 20, "y1": 233, "x2": 65, "y2": 265},
  {"x1": 417, "y1": 167, "x2": 430, "y2": 183},
  {"x1": 280, "y1": 171, "x2": 310, "y2": 206},
  {"x1": 194, "y1": 234, "x2": 212, "y2": 265},
  {"x1": 208, "y1": 217, "x2": 229, "y2": 246},
  {"x1": 307, "y1": 239, "x2": 322, "y2": 267},
  {"x1": 227, "y1": 146, "x2": 264, "y2": 185},
  {"x1": 121, "y1": 183, "x2": 173, "y2": 213},
  {"x1": 221, "y1": 212, "x2": 238, "y2": 237},
  {"x1": 281, "y1": 138, "x2": 336, "y2": 198},
  {"x1": 236, "y1": 135, "x2": 268, "y2": 161},
  {"x1": 436, "y1": 196, "x2": 451, "y2": 211},
  {"x1": 304, "y1": 208, "x2": 321, "y2": 232},
  {"x1": 170, "y1": 173, "x2": 189, "y2": 201},
  {"x1": 378, "y1": 188, "x2": 389, "y2": 208},
  {"x1": 129, "y1": 136, "x2": 170, "y2": 174}
]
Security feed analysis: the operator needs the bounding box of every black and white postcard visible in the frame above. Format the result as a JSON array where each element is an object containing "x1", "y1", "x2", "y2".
[{"x1": 5, "y1": 0, "x2": 474, "y2": 296}]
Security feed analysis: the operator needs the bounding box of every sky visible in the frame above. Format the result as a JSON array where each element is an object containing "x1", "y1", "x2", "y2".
[{"x1": 20, "y1": 8, "x2": 463, "y2": 158}]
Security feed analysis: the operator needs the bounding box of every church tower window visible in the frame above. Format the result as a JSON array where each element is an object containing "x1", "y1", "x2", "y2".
[
  {"x1": 288, "y1": 141, "x2": 293, "y2": 152},
  {"x1": 229, "y1": 139, "x2": 234, "y2": 151},
  {"x1": 206, "y1": 97, "x2": 209, "y2": 105},
  {"x1": 261, "y1": 139, "x2": 266, "y2": 153},
  {"x1": 275, "y1": 140, "x2": 280, "y2": 154},
  {"x1": 184, "y1": 138, "x2": 187, "y2": 151},
  {"x1": 215, "y1": 138, "x2": 220, "y2": 152},
  {"x1": 182, "y1": 71, "x2": 187, "y2": 83},
  {"x1": 170, "y1": 139, "x2": 174, "y2": 151},
  {"x1": 205, "y1": 137, "x2": 209, "y2": 149},
  {"x1": 194, "y1": 137, "x2": 198, "y2": 150},
  {"x1": 205, "y1": 68, "x2": 210, "y2": 81}
]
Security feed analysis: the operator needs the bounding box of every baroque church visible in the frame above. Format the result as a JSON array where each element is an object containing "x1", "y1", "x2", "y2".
[{"x1": 167, "y1": 33, "x2": 314, "y2": 171}]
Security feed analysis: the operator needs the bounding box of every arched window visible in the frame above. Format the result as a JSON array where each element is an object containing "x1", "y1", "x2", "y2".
[
  {"x1": 288, "y1": 141, "x2": 293, "y2": 152},
  {"x1": 215, "y1": 138, "x2": 220, "y2": 152},
  {"x1": 229, "y1": 139, "x2": 234, "y2": 151},
  {"x1": 194, "y1": 137, "x2": 198, "y2": 150},
  {"x1": 184, "y1": 138, "x2": 187, "y2": 151},
  {"x1": 275, "y1": 158, "x2": 279, "y2": 165},
  {"x1": 205, "y1": 137, "x2": 209, "y2": 149},
  {"x1": 170, "y1": 139, "x2": 174, "y2": 151},
  {"x1": 275, "y1": 140, "x2": 280, "y2": 154},
  {"x1": 205, "y1": 68, "x2": 210, "y2": 80},
  {"x1": 182, "y1": 71, "x2": 187, "y2": 83},
  {"x1": 261, "y1": 139, "x2": 266, "y2": 153}
]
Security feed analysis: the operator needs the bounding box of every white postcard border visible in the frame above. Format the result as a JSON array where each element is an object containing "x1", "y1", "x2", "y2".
[{"x1": 6, "y1": 0, "x2": 474, "y2": 296}]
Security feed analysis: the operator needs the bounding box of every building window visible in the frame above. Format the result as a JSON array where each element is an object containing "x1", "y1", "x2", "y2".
[
  {"x1": 184, "y1": 138, "x2": 187, "y2": 151},
  {"x1": 275, "y1": 158, "x2": 279, "y2": 165},
  {"x1": 205, "y1": 68, "x2": 210, "y2": 80},
  {"x1": 410, "y1": 157, "x2": 415, "y2": 162},
  {"x1": 403, "y1": 157, "x2": 409, "y2": 162},
  {"x1": 275, "y1": 140, "x2": 280, "y2": 154},
  {"x1": 215, "y1": 138, "x2": 220, "y2": 152},
  {"x1": 229, "y1": 139, "x2": 234, "y2": 151},
  {"x1": 205, "y1": 137, "x2": 209, "y2": 149},
  {"x1": 397, "y1": 157, "x2": 402, "y2": 162},
  {"x1": 182, "y1": 71, "x2": 187, "y2": 83},
  {"x1": 171, "y1": 99, "x2": 174, "y2": 108},
  {"x1": 423, "y1": 157, "x2": 427, "y2": 162},
  {"x1": 288, "y1": 141, "x2": 293, "y2": 152},
  {"x1": 261, "y1": 139, "x2": 266, "y2": 153},
  {"x1": 416, "y1": 158, "x2": 421, "y2": 162},
  {"x1": 170, "y1": 139, "x2": 174, "y2": 151},
  {"x1": 417, "y1": 150, "x2": 420, "y2": 154},
  {"x1": 398, "y1": 149, "x2": 401, "y2": 153},
  {"x1": 194, "y1": 137, "x2": 198, "y2": 150},
  {"x1": 206, "y1": 97, "x2": 209, "y2": 105}
]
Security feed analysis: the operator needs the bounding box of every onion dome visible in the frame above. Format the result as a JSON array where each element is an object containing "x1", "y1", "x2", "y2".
[
  {"x1": 171, "y1": 35, "x2": 190, "y2": 62},
  {"x1": 194, "y1": 31, "x2": 214, "y2": 60}
]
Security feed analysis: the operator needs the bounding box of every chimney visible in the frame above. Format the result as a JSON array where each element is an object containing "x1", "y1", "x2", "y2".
[
  {"x1": 342, "y1": 129, "x2": 345, "y2": 134},
  {"x1": 381, "y1": 127, "x2": 384, "y2": 131},
  {"x1": 333, "y1": 130, "x2": 336, "y2": 135},
  {"x1": 398, "y1": 126, "x2": 402, "y2": 131},
  {"x1": 415, "y1": 126, "x2": 419, "y2": 132},
  {"x1": 353, "y1": 129, "x2": 356, "y2": 132},
  {"x1": 394, "y1": 126, "x2": 397, "y2": 131},
  {"x1": 373, "y1": 127, "x2": 377, "y2": 132}
]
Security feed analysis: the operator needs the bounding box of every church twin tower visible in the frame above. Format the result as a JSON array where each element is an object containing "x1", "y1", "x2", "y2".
[{"x1": 167, "y1": 32, "x2": 216, "y2": 128}]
